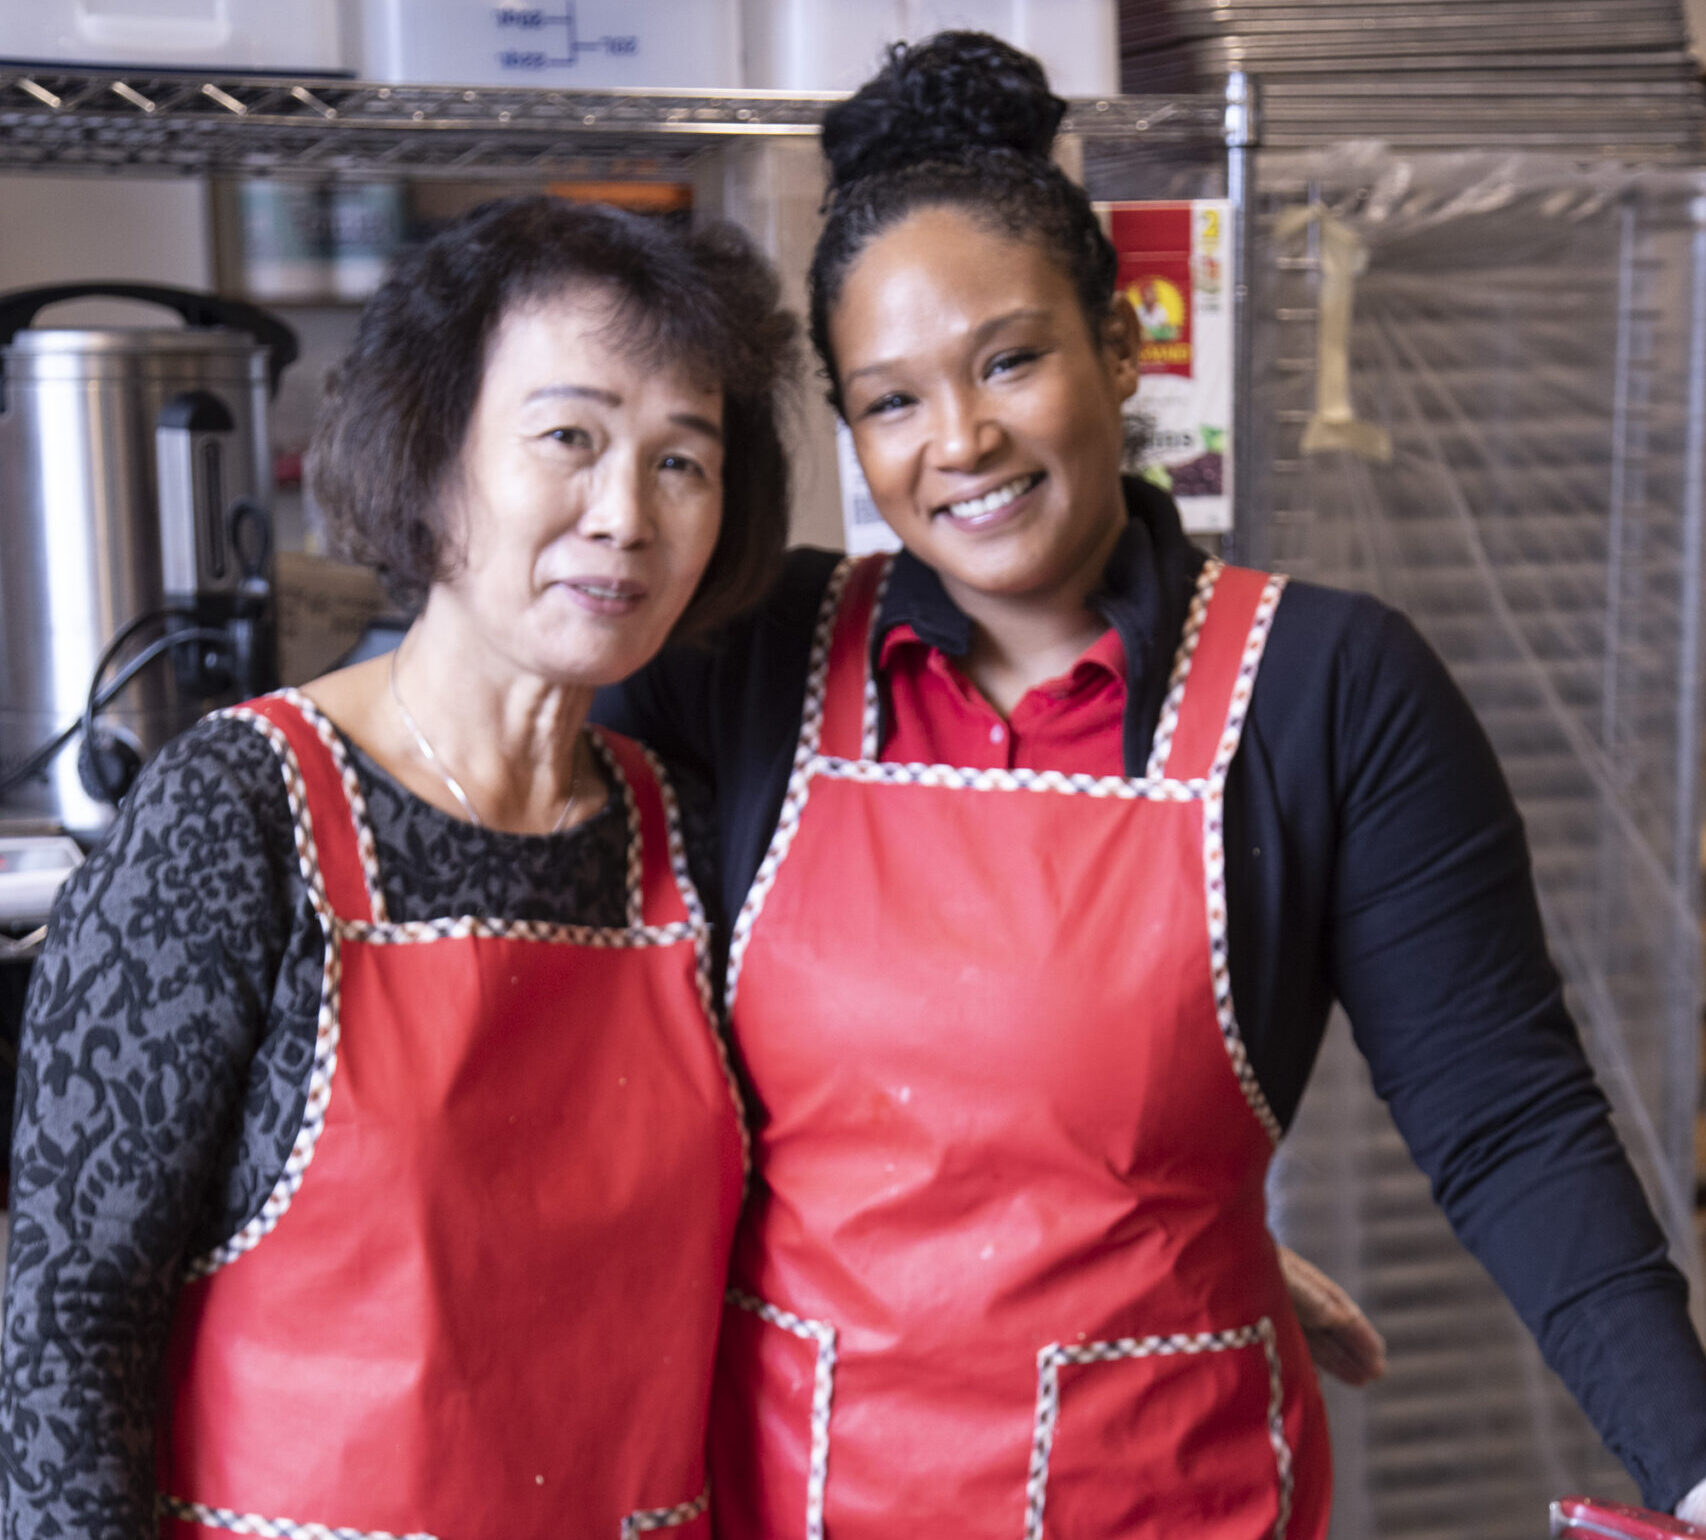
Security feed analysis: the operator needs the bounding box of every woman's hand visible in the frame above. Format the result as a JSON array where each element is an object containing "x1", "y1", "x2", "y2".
[
  {"x1": 1279, "y1": 1244, "x2": 1387, "y2": 1388},
  {"x1": 1677, "y1": 1475, "x2": 1706, "y2": 1525}
]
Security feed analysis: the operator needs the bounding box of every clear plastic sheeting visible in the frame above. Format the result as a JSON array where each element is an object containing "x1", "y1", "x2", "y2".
[{"x1": 1249, "y1": 146, "x2": 1706, "y2": 1538}]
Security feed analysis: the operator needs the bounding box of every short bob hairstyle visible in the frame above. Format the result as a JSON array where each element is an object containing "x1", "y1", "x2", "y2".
[{"x1": 310, "y1": 194, "x2": 796, "y2": 636}]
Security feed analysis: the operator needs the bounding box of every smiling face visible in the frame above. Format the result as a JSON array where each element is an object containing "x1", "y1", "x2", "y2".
[
  {"x1": 432, "y1": 285, "x2": 725, "y2": 690},
  {"x1": 830, "y1": 206, "x2": 1139, "y2": 628}
]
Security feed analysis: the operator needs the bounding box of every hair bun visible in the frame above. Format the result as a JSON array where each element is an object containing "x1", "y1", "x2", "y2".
[{"x1": 821, "y1": 31, "x2": 1067, "y2": 191}]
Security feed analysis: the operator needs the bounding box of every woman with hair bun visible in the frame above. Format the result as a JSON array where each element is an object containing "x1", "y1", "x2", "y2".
[{"x1": 601, "y1": 32, "x2": 1706, "y2": 1537}]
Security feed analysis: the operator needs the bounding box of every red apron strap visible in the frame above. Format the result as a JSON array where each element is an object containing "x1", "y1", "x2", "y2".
[
  {"x1": 1160, "y1": 565, "x2": 1285, "y2": 784},
  {"x1": 817, "y1": 555, "x2": 890, "y2": 763},
  {"x1": 240, "y1": 693, "x2": 376, "y2": 924},
  {"x1": 590, "y1": 727, "x2": 691, "y2": 930}
]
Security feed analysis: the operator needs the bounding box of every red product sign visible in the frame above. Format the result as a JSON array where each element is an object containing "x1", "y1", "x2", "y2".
[{"x1": 1109, "y1": 202, "x2": 1195, "y2": 379}]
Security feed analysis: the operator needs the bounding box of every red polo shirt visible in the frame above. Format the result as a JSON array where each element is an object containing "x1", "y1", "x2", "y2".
[{"x1": 876, "y1": 622, "x2": 1128, "y2": 775}]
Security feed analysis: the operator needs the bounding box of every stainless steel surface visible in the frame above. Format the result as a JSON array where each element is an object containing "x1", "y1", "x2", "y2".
[
  {"x1": 0, "y1": 71, "x2": 1229, "y2": 179},
  {"x1": 1672, "y1": 193, "x2": 1706, "y2": 1197},
  {"x1": 0, "y1": 835, "x2": 82, "y2": 929},
  {"x1": 1226, "y1": 71, "x2": 1259, "y2": 555},
  {"x1": 0, "y1": 317, "x2": 272, "y2": 833},
  {"x1": 1122, "y1": 0, "x2": 1706, "y2": 157}
]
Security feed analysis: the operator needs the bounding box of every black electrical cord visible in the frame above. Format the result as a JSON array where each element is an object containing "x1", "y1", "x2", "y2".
[
  {"x1": 0, "y1": 612, "x2": 227, "y2": 801},
  {"x1": 0, "y1": 609, "x2": 186, "y2": 796},
  {"x1": 77, "y1": 626, "x2": 232, "y2": 778}
]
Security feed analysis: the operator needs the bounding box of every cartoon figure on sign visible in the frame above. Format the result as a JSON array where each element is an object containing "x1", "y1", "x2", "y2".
[{"x1": 1133, "y1": 276, "x2": 1183, "y2": 341}]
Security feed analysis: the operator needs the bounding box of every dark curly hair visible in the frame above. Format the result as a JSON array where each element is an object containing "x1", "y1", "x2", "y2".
[
  {"x1": 808, "y1": 31, "x2": 1119, "y2": 415},
  {"x1": 310, "y1": 194, "x2": 796, "y2": 635}
]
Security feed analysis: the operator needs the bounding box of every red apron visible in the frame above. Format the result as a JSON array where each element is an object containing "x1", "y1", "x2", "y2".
[
  {"x1": 157, "y1": 690, "x2": 745, "y2": 1540},
  {"x1": 711, "y1": 555, "x2": 1330, "y2": 1539}
]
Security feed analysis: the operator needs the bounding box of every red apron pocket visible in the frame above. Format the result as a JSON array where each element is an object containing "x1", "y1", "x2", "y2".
[
  {"x1": 710, "y1": 1291, "x2": 837, "y2": 1540},
  {"x1": 1026, "y1": 1320, "x2": 1290, "y2": 1540}
]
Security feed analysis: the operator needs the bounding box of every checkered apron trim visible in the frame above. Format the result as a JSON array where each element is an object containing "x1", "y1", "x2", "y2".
[
  {"x1": 157, "y1": 1496, "x2": 437, "y2": 1540},
  {"x1": 619, "y1": 1485, "x2": 710, "y2": 1538},
  {"x1": 184, "y1": 702, "x2": 345, "y2": 1277}
]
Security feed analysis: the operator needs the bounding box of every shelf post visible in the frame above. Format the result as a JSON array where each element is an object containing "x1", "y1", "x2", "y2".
[{"x1": 1225, "y1": 70, "x2": 1261, "y2": 555}]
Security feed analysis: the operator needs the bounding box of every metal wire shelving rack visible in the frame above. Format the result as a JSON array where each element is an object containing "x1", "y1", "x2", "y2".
[{"x1": 0, "y1": 68, "x2": 1231, "y2": 180}]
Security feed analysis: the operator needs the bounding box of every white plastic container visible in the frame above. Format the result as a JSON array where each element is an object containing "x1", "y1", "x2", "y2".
[
  {"x1": 742, "y1": 1, "x2": 901, "y2": 95},
  {"x1": 358, "y1": 0, "x2": 743, "y2": 89},
  {"x1": 0, "y1": 0, "x2": 346, "y2": 74},
  {"x1": 744, "y1": 0, "x2": 1118, "y2": 97}
]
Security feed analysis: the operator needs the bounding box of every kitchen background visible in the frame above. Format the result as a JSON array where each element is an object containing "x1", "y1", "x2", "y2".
[{"x1": 5, "y1": 3, "x2": 1706, "y2": 1535}]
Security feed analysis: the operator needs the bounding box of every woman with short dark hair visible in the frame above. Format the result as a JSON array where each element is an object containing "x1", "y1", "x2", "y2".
[
  {"x1": 315, "y1": 194, "x2": 790, "y2": 633},
  {"x1": 3, "y1": 193, "x2": 794, "y2": 1540}
]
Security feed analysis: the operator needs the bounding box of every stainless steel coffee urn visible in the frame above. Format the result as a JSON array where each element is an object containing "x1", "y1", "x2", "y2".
[{"x1": 0, "y1": 284, "x2": 298, "y2": 837}]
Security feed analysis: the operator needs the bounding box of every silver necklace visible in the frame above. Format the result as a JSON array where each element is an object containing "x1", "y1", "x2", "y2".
[{"x1": 389, "y1": 645, "x2": 581, "y2": 834}]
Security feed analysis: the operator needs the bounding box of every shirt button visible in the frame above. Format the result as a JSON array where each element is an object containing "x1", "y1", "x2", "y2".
[{"x1": 989, "y1": 723, "x2": 1006, "y2": 744}]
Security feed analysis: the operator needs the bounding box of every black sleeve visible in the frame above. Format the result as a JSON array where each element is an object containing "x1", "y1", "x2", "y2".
[
  {"x1": 594, "y1": 627, "x2": 725, "y2": 782},
  {"x1": 1, "y1": 718, "x2": 317, "y2": 1540},
  {"x1": 595, "y1": 547, "x2": 843, "y2": 929},
  {"x1": 1328, "y1": 602, "x2": 1706, "y2": 1510}
]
